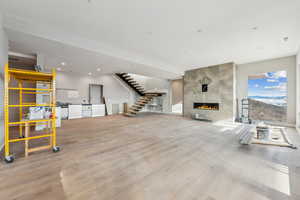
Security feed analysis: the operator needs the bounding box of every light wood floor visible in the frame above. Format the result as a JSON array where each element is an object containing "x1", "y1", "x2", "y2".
[{"x1": 0, "y1": 113, "x2": 300, "y2": 200}]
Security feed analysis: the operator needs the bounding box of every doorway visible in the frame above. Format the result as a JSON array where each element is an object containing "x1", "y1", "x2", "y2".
[{"x1": 89, "y1": 84, "x2": 103, "y2": 104}]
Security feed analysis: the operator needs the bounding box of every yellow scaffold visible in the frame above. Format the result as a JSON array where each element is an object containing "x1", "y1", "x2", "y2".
[{"x1": 4, "y1": 64, "x2": 60, "y2": 163}]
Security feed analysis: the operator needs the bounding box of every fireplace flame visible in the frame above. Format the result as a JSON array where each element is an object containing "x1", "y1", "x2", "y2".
[
  {"x1": 194, "y1": 103, "x2": 219, "y2": 110},
  {"x1": 196, "y1": 105, "x2": 218, "y2": 110}
]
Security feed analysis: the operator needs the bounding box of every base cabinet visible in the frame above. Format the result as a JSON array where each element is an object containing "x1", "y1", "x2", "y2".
[
  {"x1": 92, "y1": 105, "x2": 105, "y2": 117},
  {"x1": 68, "y1": 105, "x2": 82, "y2": 119}
]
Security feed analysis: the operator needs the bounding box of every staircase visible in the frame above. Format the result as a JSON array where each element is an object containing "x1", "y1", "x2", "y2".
[
  {"x1": 124, "y1": 94, "x2": 155, "y2": 116},
  {"x1": 115, "y1": 73, "x2": 163, "y2": 117},
  {"x1": 116, "y1": 73, "x2": 145, "y2": 96}
]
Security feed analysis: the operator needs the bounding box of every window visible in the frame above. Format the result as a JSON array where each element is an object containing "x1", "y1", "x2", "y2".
[{"x1": 248, "y1": 71, "x2": 287, "y2": 122}]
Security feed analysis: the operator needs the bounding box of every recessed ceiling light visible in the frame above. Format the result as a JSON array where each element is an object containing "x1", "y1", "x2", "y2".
[
  {"x1": 61, "y1": 62, "x2": 66, "y2": 66},
  {"x1": 97, "y1": 68, "x2": 101, "y2": 71},
  {"x1": 88, "y1": 72, "x2": 92, "y2": 75},
  {"x1": 57, "y1": 67, "x2": 61, "y2": 71},
  {"x1": 283, "y1": 37, "x2": 289, "y2": 42}
]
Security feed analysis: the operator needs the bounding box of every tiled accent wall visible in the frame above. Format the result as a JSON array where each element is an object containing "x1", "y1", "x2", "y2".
[{"x1": 183, "y1": 63, "x2": 235, "y2": 121}]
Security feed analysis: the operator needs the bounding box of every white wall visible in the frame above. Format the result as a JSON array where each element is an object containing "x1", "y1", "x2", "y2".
[
  {"x1": 56, "y1": 72, "x2": 135, "y2": 111},
  {"x1": 237, "y1": 56, "x2": 296, "y2": 125},
  {"x1": 56, "y1": 72, "x2": 101, "y2": 104},
  {"x1": 296, "y1": 49, "x2": 300, "y2": 130},
  {"x1": 100, "y1": 75, "x2": 136, "y2": 106},
  {"x1": 171, "y1": 79, "x2": 183, "y2": 113},
  {"x1": 0, "y1": 13, "x2": 8, "y2": 149},
  {"x1": 129, "y1": 74, "x2": 170, "y2": 91}
]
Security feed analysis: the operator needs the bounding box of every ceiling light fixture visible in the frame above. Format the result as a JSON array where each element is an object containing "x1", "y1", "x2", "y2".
[
  {"x1": 97, "y1": 68, "x2": 101, "y2": 71},
  {"x1": 88, "y1": 72, "x2": 92, "y2": 75},
  {"x1": 61, "y1": 62, "x2": 66, "y2": 66}
]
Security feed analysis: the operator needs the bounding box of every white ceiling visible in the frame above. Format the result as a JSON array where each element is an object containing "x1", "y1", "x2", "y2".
[
  {"x1": 7, "y1": 29, "x2": 177, "y2": 79},
  {"x1": 1, "y1": 0, "x2": 300, "y2": 79}
]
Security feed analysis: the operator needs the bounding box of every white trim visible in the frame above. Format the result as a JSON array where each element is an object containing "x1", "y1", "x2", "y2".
[
  {"x1": 233, "y1": 64, "x2": 237, "y2": 121},
  {"x1": 296, "y1": 47, "x2": 300, "y2": 131}
]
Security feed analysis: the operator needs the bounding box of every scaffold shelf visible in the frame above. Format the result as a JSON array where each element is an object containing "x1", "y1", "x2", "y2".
[{"x1": 4, "y1": 64, "x2": 60, "y2": 163}]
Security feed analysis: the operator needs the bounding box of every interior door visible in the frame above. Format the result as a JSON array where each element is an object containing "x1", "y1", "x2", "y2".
[{"x1": 89, "y1": 84, "x2": 103, "y2": 104}]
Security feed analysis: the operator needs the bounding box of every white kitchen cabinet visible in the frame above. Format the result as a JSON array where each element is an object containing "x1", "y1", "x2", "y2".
[
  {"x1": 82, "y1": 105, "x2": 92, "y2": 118},
  {"x1": 92, "y1": 104, "x2": 105, "y2": 117},
  {"x1": 68, "y1": 105, "x2": 82, "y2": 119}
]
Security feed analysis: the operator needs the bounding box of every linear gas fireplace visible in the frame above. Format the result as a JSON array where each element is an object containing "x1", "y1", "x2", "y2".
[{"x1": 194, "y1": 103, "x2": 219, "y2": 111}]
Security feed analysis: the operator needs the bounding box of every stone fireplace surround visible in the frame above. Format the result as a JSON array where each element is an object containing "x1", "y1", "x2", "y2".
[{"x1": 183, "y1": 63, "x2": 236, "y2": 121}]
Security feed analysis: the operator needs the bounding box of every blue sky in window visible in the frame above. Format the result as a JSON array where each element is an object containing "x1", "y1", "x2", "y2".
[{"x1": 248, "y1": 71, "x2": 287, "y2": 106}]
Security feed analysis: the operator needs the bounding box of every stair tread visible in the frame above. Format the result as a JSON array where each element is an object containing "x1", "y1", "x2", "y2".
[
  {"x1": 145, "y1": 93, "x2": 159, "y2": 96},
  {"x1": 128, "y1": 110, "x2": 138, "y2": 114},
  {"x1": 125, "y1": 79, "x2": 134, "y2": 81},
  {"x1": 124, "y1": 113, "x2": 136, "y2": 117},
  {"x1": 137, "y1": 100, "x2": 148, "y2": 103},
  {"x1": 128, "y1": 110, "x2": 138, "y2": 113},
  {"x1": 136, "y1": 103, "x2": 146, "y2": 106},
  {"x1": 131, "y1": 107, "x2": 141, "y2": 111},
  {"x1": 132, "y1": 105, "x2": 144, "y2": 108},
  {"x1": 139, "y1": 99, "x2": 151, "y2": 102},
  {"x1": 137, "y1": 101, "x2": 149, "y2": 103}
]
